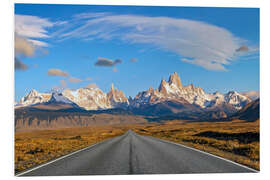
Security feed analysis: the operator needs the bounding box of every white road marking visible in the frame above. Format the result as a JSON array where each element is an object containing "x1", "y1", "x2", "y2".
[
  {"x1": 144, "y1": 134, "x2": 259, "y2": 173},
  {"x1": 16, "y1": 130, "x2": 258, "y2": 176},
  {"x1": 15, "y1": 133, "x2": 127, "y2": 177}
]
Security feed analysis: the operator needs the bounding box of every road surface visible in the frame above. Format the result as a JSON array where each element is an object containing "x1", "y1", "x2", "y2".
[{"x1": 18, "y1": 130, "x2": 257, "y2": 176}]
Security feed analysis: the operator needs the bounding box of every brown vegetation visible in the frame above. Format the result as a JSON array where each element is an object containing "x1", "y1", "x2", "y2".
[
  {"x1": 15, "y1": 125, "x2": 130, "y2": 173},
  {"x1": 15, "y1": 119, "x2": 259, "y2": 174},
  {"x1": 132, "y1": 120, "x2": 260, "y2": 170}
]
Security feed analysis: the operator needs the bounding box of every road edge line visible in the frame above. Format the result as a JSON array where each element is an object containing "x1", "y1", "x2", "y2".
[
  {"x1": 138, "y1": 133, "x2": 259, "y2": 173},
  {"x1": 15, "y1": 132, "x2": 129, "y2": 177}
]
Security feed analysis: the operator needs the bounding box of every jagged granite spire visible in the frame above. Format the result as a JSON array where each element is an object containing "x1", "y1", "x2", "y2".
[
  {"x1": 158, "y1": 79, "x2": 168, "y2": 94},
  {"x1": 111, "y1": 83, "x2": 114, "y2": 91},
  {"x1": 168, "y1": 72, "x2": 182, "y2": 89}
]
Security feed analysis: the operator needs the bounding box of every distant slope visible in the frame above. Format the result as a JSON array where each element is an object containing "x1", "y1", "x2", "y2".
[
  {"x1": 14, "y1": 107, "x2": 146, "y2": 131},
  {"x1": 16, "y1": 72, "x2": 252, "y2": 116},
  {"x1": 14, "y1": 96, "x2": 259, "y2": 131},
  {"x1": 24, "y1": 92, "x2": 84, "y2": 111},
  {"x1": 131, "y1": 99, "x2": 201, "y2": 116},
  {"x1": 229, "y1": 99, "x2": 259, "y2": 122},
  {"x1": 241, "y1": 91, "x2": 259, "y2": 101}
]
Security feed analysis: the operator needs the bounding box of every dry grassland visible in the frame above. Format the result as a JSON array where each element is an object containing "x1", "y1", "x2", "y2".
[
  {"x1": 15, "y1": 120, "x2": 259, "y2": 174},
  {"x1": 132, "y1": 120, "x2": 259, "y2": 170},
  {"x1": 15, "y1": 125, "x2": 129, "y2": 173}
]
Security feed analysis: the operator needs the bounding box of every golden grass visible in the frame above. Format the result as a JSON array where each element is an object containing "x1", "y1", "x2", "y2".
[
  {"x1": 132, "y1": 120, "x2": 260, "y2": 170},
  {"x1": 15, "y1": 125, "x2": 130, "y2": 173},
  {"x1": 15, "y1": 120, "x2": 260, "y2": 174}
]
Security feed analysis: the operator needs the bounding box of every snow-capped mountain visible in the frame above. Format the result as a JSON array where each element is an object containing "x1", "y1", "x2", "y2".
[
  {"x1": 240, "y1": 91, "x2": 259, "y2": 100},
  {"x1": 37, "y1": 92, "x2": 83, "y2": 110},
  {"x1": 130, "y1": 72, "x2": 251, "y2": 112},
  {"x1": 62, "y1": 87, "x2": 111, "y2": 110},
  {"x1": 48, "y1": 92, "x2": 77, "y2": 105},
  {"x1": 16, "y1": 89, "x2": 51, "y2": 107},
  {"x1": 17, "y1": 85, "x2": 129, "y2": 110},
  {"x1": 62, "y1": 84, "x2": 129, "y2": 110},
  {"x1": 16, "y1": 72, "x2": 252, "y2": 114},
  {"x1": 107, "y1": 83, "x2": 129, "y2": 108}
]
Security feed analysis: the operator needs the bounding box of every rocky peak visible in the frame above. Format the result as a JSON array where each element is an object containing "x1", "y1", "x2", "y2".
[
  {"x1": 108, "y1": 83, "x2": 120, "y2": 96},
  {"x1": 158, "y1": 79, "x2": 168, "y2": 94},
  {"x1": 195, "y1": 86, "x2": 205, "y2": 95},
  {"x1": 62, "y1": 87, "x2": 111, "y2": 110},
  {"x1": 184, "y1": 84, "x2": 195, "y2": 91},
  {"x1": 214, "y1": 91, "x2": 222, "y2": 95},
  {"x1": 227, "y1": 91, "x2": 242, "y2": 97},
  {"x1": 17, "y1": 72, "x2": 253, "y2": 113},
  {"x1": 147, "y1": 86, "x2": 154, "y2": 94},
  {"x1": 107, "y1": 83, "x2": 116, "y2": 97},
  {"x1": 18, "y1": 89, "x2": 51, "y2": 106},
  {"x1": 49, "y1": 92, "x2": 73, "y2": 104},
  {"x1": 27, "y1": 89, "x2": 39, "y2": 97},
  {"x1": 225, "y1": 91, "x2": 249, "y2": 104},
  {"x1": 111, "y1": 83, "x2": 115, "y2": 91},
  {"x1": 119, "y1": 90, "x2": 126, "y2": 98},
  {"x1": 168, "y1": 72, "x2": 182, "y2": 89},
  {"x1": 107, "y1": 84, "x2": 129, "y2": 106}
]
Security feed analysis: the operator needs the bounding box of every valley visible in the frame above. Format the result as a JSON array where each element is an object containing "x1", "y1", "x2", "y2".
[
  {"x1": 14, "y1": 72, "x2": 260, "y2": 174},
  {"x1": 15, "y1": 72, "x2": 255, "y2": 119},
  {"x1": 133, "y1": 120, "x2": 259, "y2": 170},
  {"x1": 15, "y1": 119, "x2": 259, "y2": 174}
]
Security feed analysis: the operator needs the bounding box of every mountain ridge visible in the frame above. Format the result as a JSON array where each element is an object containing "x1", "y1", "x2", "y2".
[{"x1": 16, "y1": 72, "x2": 254, "y2": 118}]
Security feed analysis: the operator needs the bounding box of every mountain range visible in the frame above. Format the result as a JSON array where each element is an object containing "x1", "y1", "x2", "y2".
[
  {"x1": 15, "y1": 72, "x2": 257, "y2": 117},
  {"x1": 14, "y1": 72, "x2": 259, "y2": 131}
]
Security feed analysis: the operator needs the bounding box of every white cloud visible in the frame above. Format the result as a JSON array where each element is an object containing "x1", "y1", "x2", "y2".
[
  {"x1": 14, "y1": 14, "x2": 59, "y2": 71},
  {"x1": 14, "y1": 13, "x2": 258, "y2": 71},
  {"x1": 54, "y1": 20, "x2": 68, "y2": 26},
  {"x1": 73, "y1": 12, "x2": 111, "y2": 19},
  {"x1": 15, "y1": 14, "x2": 54, "y2": 39},
  {"x1": 27, "y1": 39, "x2": 49, "y2": 47},
  {"x1": 182, "y1": 58, "x2": 227, "y2": 71},
  {"x1": 15, "y1": 14, "x2": 67, "y2": 47},
  {"x1": 56, "y1": 13, "x2": 258, "y2": 71}
]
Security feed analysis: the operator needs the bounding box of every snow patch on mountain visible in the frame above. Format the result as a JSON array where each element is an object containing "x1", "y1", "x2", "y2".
[
  {"x1": 49, "y1": 92, "x2": 75, "y2": 104},
  {"x1": 16, "y1": 89, "x2": 51, "y2": 107},
  {"x1": 131, "y1": 72, "x2": 251, "y2": 111},
  {"x1": 241, "y1": 91, "x2": 259, "y2": 100},
  {"x1": 16, "y1": 72, "x2": 252, "y2": 113},
  {"x1": 62, "y1": 88, "x2": 111, "y2": 110}
]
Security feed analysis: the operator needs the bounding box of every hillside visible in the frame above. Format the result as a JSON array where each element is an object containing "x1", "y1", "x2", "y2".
[
  {"x1": 229, "y1": 98, "x2": 259, "y2": 122},
  {"x1": 15, "y1": 108, "x2": 147, "y2": 131}
]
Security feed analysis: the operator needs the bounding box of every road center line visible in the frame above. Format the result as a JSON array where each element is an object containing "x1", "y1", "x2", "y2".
[{"x1": 15, "y1": 132, "x2": 129, "y2": 177}]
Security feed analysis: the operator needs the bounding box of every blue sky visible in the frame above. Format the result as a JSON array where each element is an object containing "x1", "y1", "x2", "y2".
[{"x1": 14, "y1": 4, "x2": 259, "y2": 101}]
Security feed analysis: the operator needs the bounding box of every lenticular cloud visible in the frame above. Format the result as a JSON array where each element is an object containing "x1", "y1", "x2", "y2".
[
  {"x1": 15, "y1": 13, "x2": 254, "y2": 71},
  {"x1": 57, "y1": 13, "x2": 244, "y2": 71}
]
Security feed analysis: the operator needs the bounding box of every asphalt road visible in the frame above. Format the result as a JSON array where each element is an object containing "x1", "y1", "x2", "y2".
[{"x1": 18, "y1": 130, "x2": 257, "y2": 176}]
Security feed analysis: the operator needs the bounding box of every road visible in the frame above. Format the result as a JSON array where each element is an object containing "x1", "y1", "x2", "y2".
[{"x1": 18, "y1": 130, "x2": 257, "y2": 176}]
